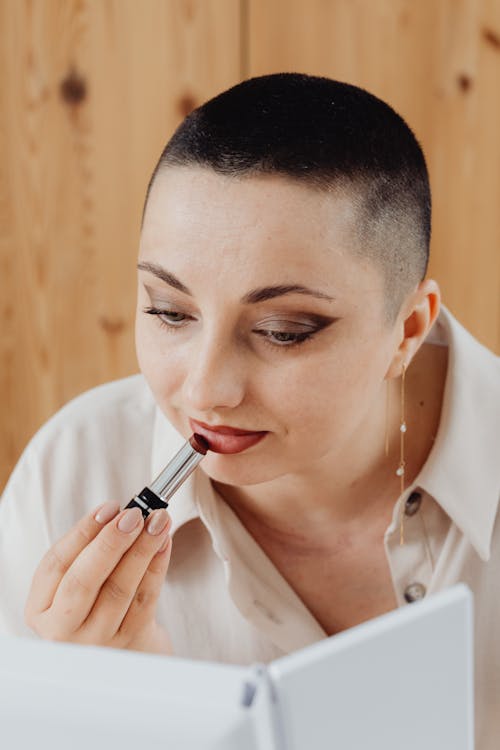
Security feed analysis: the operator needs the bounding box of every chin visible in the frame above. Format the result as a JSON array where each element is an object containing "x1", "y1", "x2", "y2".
[{"x1": 199, "y1": 453, "x2": 285, "y2": 487}]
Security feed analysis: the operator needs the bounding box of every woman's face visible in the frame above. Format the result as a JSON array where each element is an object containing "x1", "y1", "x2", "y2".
[{"x1": 136, "y1": 166, "x2": 406, "y2": 486}]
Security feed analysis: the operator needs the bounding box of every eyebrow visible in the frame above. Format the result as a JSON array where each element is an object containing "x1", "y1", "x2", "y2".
[{"x1": 137, "y1": 261, "x2": 335, "y2": 304}]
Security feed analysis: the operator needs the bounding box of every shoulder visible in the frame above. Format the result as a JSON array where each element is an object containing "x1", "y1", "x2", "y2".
[
  {"x1": 1, "y1": 374, "x2": 158, "y2": 530},
  {"x1": 25, "y1": 372, "x2": 158, "y2": 482},
  {"x1": 34, "y1": 373, "x2": 156, "y2": 440},
  {"x1": 24, "y1": 373, "x2": 156, "y2": 459}
]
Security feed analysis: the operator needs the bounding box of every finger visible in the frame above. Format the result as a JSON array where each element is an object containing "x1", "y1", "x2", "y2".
[
  {"x1": 43, "y1": 507, "x2": 144, "y2": 635},
  {"x1": 117, "y1": 533, "x2": 173, "y2": 643},
  {"x1": 25, "y1": 501, "x2": 121, "y2": 622},
  {"x1": 82, "y1": 510, "x2": 172, "y2": 640}
]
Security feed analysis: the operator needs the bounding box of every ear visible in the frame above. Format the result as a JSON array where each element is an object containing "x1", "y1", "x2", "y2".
[{"x1": 385, "y1": 279, "x2": 441, "y2": 379}]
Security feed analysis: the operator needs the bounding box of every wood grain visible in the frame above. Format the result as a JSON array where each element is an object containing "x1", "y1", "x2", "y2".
[
  {"x1": 0, "y1": 0, "x2": 241, "y2": 490},
  {"x1": 2, "y1": 0, "x2": 499, "y2": 492}
]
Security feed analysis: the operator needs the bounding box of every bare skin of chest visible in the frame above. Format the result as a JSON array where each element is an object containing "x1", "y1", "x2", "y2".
[{"x1": 253, "y1": 527, "x2": 398, "y2": 636}]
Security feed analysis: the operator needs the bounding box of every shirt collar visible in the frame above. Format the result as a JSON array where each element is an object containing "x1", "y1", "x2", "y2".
[{"x1": 415, "y1": 304, "x2": 500, "y2": 562}]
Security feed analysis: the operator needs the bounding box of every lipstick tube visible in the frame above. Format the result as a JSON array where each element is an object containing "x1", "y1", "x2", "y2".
[{"x1": 124, "y1": 433, "x2": 209, "y2": 519}]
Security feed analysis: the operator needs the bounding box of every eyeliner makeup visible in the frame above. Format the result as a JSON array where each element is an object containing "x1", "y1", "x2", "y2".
[{"x1": 124, "y1": 433, "x2": 209, "y2": 519}]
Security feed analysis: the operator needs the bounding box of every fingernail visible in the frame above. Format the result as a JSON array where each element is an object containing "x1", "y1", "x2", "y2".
[
  {"x1": 146, "y1": 509, "x2": 169, "y2": 536},
  {"x1": 94, "y1": 501, "x2": 120, "y2": 525},
  {"x1": 117, "y1": 507, "x2": 142, "y2": 533}
]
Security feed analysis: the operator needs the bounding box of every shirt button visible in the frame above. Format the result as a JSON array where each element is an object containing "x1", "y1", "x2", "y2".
[
  {"x1": 404, "y1": 582, "x2": 427, "y2": 603},
  {"x1": 404, "y1": 491, "x2": 422, "y2": 517}
]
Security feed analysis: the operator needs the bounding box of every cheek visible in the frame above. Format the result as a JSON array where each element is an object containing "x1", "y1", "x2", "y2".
[
  {"x1": 276, "y1": 364, "x2": 350, "y2": 436},
  {"x1": 270, "y1": 340, "x2": 384, "y2": 442},
  {"x1": 135, "y1": 315, "x2": 186, "y2": 402}
]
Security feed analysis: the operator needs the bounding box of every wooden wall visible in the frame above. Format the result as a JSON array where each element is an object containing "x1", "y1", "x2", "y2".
[{"x1": 1, "y1": 0, "x2": 499, "y2": 491}]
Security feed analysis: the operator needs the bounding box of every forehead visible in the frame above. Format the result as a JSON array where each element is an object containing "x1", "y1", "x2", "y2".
[{"x1": 140, "y1": 166, "x2": 382, "y2": 300}]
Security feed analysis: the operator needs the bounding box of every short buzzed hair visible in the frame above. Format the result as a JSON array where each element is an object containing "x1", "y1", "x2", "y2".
[{"x1": 143, "y1": 73, "x2": 431, "y2": 326}]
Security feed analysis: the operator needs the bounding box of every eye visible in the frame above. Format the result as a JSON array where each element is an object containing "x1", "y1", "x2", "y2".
[
  {"x1": 143, "y1": 306, "x2": 191, "y2": 328},
  {"x1": 252, "y1": 314, "x2": 335, "y2": 350},
  {"x1": 254, "y1": 329, "x2": 315, "y2": 348}
]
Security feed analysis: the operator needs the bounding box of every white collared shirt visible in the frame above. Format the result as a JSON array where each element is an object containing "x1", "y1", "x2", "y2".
[{"x1": 1, "y1": 303, "x2": 499, "y2": 748}]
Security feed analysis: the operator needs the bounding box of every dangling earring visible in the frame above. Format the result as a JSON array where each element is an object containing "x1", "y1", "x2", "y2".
[
  {"x1": 384, "y1": 379, "x2": 390, "y2": 458},
  {"x1": 396, "y1": 363, "x2": 407, "y2": 545}
]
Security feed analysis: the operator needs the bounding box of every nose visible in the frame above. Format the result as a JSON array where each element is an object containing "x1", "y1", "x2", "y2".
[{"x1": 181, "y1": 334, "x2": 247, "y2": 414}]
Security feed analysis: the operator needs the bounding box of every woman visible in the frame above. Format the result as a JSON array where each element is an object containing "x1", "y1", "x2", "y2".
[{"x1": 1, "y1": 74, "x2": 499, "y2": 746}]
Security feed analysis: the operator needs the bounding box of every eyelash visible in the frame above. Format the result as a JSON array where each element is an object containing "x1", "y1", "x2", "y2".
[{"x1": 142, "y1": 307, "x2": 317, "y2": 349}]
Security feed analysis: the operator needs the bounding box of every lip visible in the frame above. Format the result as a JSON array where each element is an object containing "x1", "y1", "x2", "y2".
[{"x1": 189, "y1": 419, "x2": 268, "y2": 455}]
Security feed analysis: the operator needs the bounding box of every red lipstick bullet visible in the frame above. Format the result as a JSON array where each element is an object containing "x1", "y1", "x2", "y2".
[{"x1": 189, "y1": 419, "x2": 268, "y2": 454}]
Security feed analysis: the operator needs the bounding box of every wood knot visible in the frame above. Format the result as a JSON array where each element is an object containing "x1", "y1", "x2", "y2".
[
  {"x1": 482, "y1": 27, "x2": 500, "y2": 50},
  {"x1": 457, "y1": 73, "x2": 472, "y2": 92},
  {"x1": 98, "y1": 315, "x2": 125, "y2": 335},
  {"x1": 178, "y1": 94, "x2": 197, "y2": 118},
  {"x1": 399, "y1": 9, "x2": 410, "y2": 27},
  {"x1": 60, "y1": 67, "x2": 87, "y2": 105},
  {"x1": 39, "y1": 345, "x2": 49, "y2": 369}
]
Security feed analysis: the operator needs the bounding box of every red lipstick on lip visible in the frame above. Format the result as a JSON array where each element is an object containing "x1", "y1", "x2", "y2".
[{"x1": 189, "y1": 419, "x2": 268, "y2": 455}]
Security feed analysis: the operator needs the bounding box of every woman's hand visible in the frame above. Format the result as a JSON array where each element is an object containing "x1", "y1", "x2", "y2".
[{"x1": 25, "y1": 502, "x2": 173, "y2": 654}]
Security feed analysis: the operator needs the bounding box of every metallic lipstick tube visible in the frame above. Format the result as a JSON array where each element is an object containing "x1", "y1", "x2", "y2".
[{"x1": 124, "y1": 433, "x2": 209, "y2": 519}]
